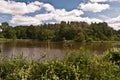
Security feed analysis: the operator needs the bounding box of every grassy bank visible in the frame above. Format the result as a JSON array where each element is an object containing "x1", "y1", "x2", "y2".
[
  {"x1": 0, "y1": 38, "x2": 13, "y2": 42},
  {"x1": 0, "y1": 48, "x2": 120, "y2": 80}
]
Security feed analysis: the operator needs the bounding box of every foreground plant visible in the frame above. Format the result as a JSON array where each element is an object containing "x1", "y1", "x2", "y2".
[{"x1": 0, "y1": 48, "x2": 120, "y2": 80}]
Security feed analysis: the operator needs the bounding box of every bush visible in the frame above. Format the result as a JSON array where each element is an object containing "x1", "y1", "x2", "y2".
[
  {"x1": 104, "y1": 48, "x2": 120, "y2": 65},
  {"x1": 0, "y1": 49, "x2": 120, "y2": 80}
]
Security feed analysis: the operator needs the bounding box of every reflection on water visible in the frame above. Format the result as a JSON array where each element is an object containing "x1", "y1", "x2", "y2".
[{"x1": 0, "y1": 40, "x2": 120, "y2": 60}]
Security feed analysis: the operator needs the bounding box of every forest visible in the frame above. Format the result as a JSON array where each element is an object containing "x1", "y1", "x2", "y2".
[{"x1": 0, "y1": 21, "x2": 120, "y2": 42}]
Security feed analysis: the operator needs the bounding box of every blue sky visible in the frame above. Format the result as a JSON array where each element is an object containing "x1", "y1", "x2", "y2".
[{"x1": 0, "y1": 0, "x2": 120, "y2": 30}]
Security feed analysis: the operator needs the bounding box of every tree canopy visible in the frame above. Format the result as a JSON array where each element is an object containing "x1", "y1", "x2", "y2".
[{"x1": 0, "y1": 21, "x2": 120, "y2": 42}]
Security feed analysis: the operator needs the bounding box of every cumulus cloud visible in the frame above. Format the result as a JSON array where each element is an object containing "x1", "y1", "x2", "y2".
[
  {"x1": 109, "y1": 23, "x2": 120, "y2": 30},
  {"x1": 10, "y1": 6, "x2": 102, "y2": 26},
  {"x1": 106, "y1": 16, "x2": 120, "y2": 30},
  {"x1": 79, "y1": 2, "x2": 110, "y2": 12},
  {"x1": 43, "y1": 3, "x2": 55, "y2": 12},
  {"x1": 107, "y1": 16, "x2": 120, "y2": 23},
  {"x1": 90, "y1": 0, "x2": 108, "y2": 2},
  {"x1": 0, "y1": 0, "x2": 103, "y2": 27},
  {"x1": 0, "y1": 0, "x2": 43, "y2": 15},
  {"x1": 11, "y1": 9, "x2": 84, "y2": 25},
  {"x1": 53, "y1": 9, "x2": 84, "y2": 17},
  {"x1": 0, "y1": 0, "x2": 57, "y2": 15},
  {"x1": 11, "y1": 10, "x2": 102, "y2": 26},
  {"x1": 11, "y1": 15, "x2": 40, "y2": 25}
]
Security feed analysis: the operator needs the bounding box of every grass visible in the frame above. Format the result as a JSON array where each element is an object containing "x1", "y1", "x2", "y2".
[
  {"x1": 0, "y1": 48, "x2": 120, "y2": 80},
  {"x1": 0, "y1": 38, "x2": 15, "y2": 43}
]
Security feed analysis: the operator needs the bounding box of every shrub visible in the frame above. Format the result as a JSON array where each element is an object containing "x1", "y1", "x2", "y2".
[{"x1": 0, "y1": 49, "x2": 120, "y2": 80}]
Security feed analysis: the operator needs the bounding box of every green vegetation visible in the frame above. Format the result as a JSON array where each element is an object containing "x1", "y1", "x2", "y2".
[
  {"x1": 1, "y1": 48, "x2": 120, "y2": 80},
  {"x1": 0, "y1": 21, "x2": 120, "y2": 42}
]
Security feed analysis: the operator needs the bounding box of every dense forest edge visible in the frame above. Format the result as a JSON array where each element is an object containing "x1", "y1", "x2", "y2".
[
  {"x1": 1, "y1": 48, "x2": 120, "y2": 80},
  {"x1": 0, "y1": 21, "x2": 120, "y2": 42}
]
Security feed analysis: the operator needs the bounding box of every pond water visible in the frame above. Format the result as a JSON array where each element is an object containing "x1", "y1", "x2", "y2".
[{"x1": 0, "y1": 40, "x2": 120, "y2": 60}]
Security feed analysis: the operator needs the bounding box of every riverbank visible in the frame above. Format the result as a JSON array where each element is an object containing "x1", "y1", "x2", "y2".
[
  {"x1": 1, "y1": 48, "x2": 120, "y2": 80},
  {"x1": 0, "y1": 38, "x2": 13, "y2": 42},
  {"x1": 1, "y1": 38, "x2": 120, "y2": 43}
]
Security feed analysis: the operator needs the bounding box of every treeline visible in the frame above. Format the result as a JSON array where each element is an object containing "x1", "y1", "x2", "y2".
[{"x1": 0, "y1": 21, "x2": 120, "y2": 42}]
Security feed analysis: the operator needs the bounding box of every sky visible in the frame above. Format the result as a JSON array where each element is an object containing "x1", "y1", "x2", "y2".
[{"x1": 0, "y1": 0, "x2": 120, "y2": 30}]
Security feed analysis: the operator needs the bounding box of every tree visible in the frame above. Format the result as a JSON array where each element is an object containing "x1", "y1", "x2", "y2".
[
  {"x1": 15, "y1": 26, "x2": 27, "y2": 39},
  {"x1": 74, "y1": 32, "x2": 85, "y2": 42},
  {"x1": 1, "y1": 22, "x2": 9, "y2": 31},
  {"x1": 4, "y1": 26, "x2": 16, "y2": 39}
]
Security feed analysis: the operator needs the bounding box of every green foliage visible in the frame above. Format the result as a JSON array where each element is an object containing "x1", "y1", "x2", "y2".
[
  {"x1": 86, "y1": 37, "x2": 93, "y2": 42},
  {"x1": 1, "y1": 49, "x2": 120, "y2": 80},
  {"x1": 1, "y1": 22, "x2": 9, "y2": 31},
  {"x1": 15, "y1": 26, "x2": 27, "y2": 39},
  {"x1": 104, "y1": 48, "x2": 120, "y2": 65},
  {"x1": 3, "y1": 26, "x2": 16, "y2": 39},
  {"x1": 0, "y1": 21, "x2": 120, "y2": 41},
  {"x1": 74, "y1": 32, "x2": 85, "y2": 42}
]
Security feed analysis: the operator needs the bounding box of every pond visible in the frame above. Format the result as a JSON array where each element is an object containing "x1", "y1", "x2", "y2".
[{"x1": 0, "y1": 40, "x2": 120, "y2": 60}]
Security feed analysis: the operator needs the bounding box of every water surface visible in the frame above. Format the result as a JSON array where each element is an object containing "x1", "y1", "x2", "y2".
[{"x1": 0, "y1": 40, "x2": 120, "y2": 60}]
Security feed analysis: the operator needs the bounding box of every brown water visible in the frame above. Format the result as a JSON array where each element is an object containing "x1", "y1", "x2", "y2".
[{"x1": 0, "y1": 40, "x2": 120, "y2": 60}]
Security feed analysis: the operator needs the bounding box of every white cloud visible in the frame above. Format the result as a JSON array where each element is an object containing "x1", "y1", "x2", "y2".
[
  {"x1": 90, "y1": 0, "x2": 120, "y2": 2},
  {"x1": 90, "y1": 0, "x2": 108, "y2": 2},
  {"x1": 106, "y1": 16, "x2": 120, "y2": 30},
  {"x1": 53, "y1": 9, "x2": 84, "y2": 17},
  {"x1": 51, "y1": 9, "x2": 102, "y2": 23},
  {"x1": 35, "y1": 13, "x2": 55, "y2": 22},
  {"x1": 0, "y1": 0, "x2": 58, "y2": 15},
  {"x1": 43, "y1": 3, "x2": 55, "y2": 12},
  {"x1": 11, "y1": 15, "x2": 40, "y2": 25},
  {"x1": 10, "y1": 9, "x2": 84, "y2": 25},
  {"x1": 54, "y1": 16, "x2": 102, "y2": 24},
  {"x1": 11, "y1": 9, "x2": 102, "y2": 26},
  {"x1": 109, "y1": 23, "x2": 120, "y2": 30},
  {"x1": 109, "y1": 0, "x2": 120, "y2": 2},
  {"x1": 0, "y1": 0, "x2": 43, "y2": 15},
  {"x1": 107, "y1": 16, "x2": 120, "y2": 24},
  {"x1": 11, "y1": 15, "x2": 102, "y2": 25},
  {"x1": 79, "y1": 2, "x2": 110, "y2": 12},
  {"x1": 0, "y1": 0, "x2": 103, "y2": 27},
  {"x1": 10, "y1": 5, "x2": 85, "y2": 25}
]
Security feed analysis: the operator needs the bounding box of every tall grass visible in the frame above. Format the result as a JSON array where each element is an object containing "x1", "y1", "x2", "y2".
[{"x1": 0, "y1": 48, "x2": 120, "y2": 80}]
